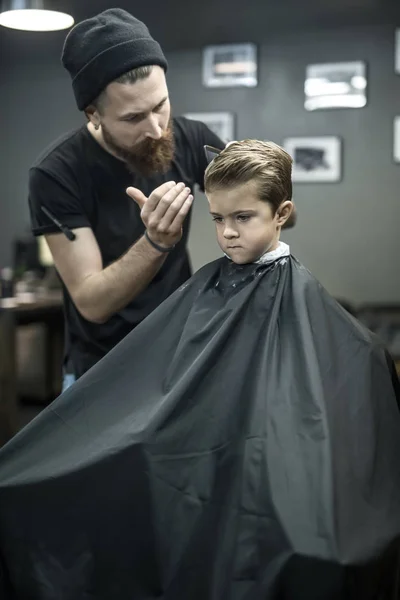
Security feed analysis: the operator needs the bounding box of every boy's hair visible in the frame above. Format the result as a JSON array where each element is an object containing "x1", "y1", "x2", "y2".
[{"x1": 204, "y1": 140, "x2": 293, "y2": 213}]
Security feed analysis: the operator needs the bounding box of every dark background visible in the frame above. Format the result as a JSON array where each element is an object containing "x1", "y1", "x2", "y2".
[{"x1": 1, "y1": 0, "x2": 400, "y2": 302}]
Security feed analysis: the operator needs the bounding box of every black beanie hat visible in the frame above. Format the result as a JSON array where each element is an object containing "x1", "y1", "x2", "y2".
[{"x1": 61, "y1": 8, "x2": 168, "y2": 111}]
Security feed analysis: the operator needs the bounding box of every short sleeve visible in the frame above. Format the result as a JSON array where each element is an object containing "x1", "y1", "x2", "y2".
[
  {"x1": 179, "y1": 118, "x2": 226, "y2": 192},
  {"x1": 28, "y1": 167, "x2": 90, "y2": 237}
]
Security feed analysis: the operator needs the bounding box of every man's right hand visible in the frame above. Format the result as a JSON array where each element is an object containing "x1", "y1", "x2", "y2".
[{"x1": 127, "y1": 181, "x2": 193, "y2": 249}]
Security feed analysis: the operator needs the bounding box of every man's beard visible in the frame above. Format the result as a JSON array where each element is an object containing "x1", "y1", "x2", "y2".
[{"x1": 101, "y1": 119, "x2": 175, "y2": 177}]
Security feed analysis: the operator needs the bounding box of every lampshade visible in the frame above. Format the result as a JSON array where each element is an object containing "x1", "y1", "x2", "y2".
[{"x1": 0, "y1": 0, "x2": 74, "y2": 31}]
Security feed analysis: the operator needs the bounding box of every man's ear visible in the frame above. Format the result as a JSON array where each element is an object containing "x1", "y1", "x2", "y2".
[
  {"x1": 85, "y1": 105, "x2": 100, "y2": 128},
  {"x1": 277, "y1": 201, "x2": 294, "y2": 228}
]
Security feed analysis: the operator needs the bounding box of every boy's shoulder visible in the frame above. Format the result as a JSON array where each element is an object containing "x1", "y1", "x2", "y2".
[{"x1": 288, "y1": 256, "x2": 379, "y2": 347}]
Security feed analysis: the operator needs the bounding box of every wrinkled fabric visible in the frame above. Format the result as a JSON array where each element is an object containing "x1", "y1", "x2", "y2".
[{"x1": 0, "y1": 256, "x2": 399, "y2": 600}]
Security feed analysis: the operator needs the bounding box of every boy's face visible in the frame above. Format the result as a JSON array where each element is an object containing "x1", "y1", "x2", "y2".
[{"x1": 207, "y1": 181, "x2": 292, "y2": 264}]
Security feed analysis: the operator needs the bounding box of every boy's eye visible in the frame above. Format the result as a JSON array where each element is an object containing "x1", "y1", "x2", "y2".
[
  {"x1": 237, "y1": 215, "x2": 250, "y2": 222},
  {"x1": 212, "y1": 217, "x2": 223, "y2": 223}
]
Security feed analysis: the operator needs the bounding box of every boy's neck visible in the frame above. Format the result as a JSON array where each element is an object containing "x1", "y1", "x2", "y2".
[{"x1": 255, "y1": 241, "x2": 290, "y2": 265}]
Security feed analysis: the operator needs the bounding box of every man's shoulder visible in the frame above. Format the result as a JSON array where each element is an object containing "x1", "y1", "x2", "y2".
[
  {"x1": 31, "y1": 126, "x2": 88, "y2": 174},
  {"x1": 173, "y1": 116, "x2": 209, "y2": 146},
  {"x1": 172, "y1": 115, "x2": 225, "y2": 165}
]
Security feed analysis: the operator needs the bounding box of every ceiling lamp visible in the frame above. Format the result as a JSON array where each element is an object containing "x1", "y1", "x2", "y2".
[{"x1": 0, "y1": 0, "x2": 74, "y2": 32}]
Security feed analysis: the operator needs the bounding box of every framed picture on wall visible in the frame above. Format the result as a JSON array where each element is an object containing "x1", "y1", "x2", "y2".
[
  {"x1": 202, "y1": 43, "x2": 257, "y2": 88},
  {"x1": 284, "y1": 136, "x2": 342, "y2": 183},
  {"x1": 304, "y1": 61, "x2": 367, "y2": 110},
  {"x1": 394, "y1": 117, "x2": 400, "y2": 163},
  {"x1": 183, "y1": 111, "x2": 235, "y2": 142},
  {"x1": 396, "y1": 30, "x2": 400, "y2": 74}
]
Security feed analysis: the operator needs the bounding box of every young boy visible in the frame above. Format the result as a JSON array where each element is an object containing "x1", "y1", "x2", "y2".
[
  {"x1": 205, "y1": 139, "x2": 294, "y2": 265},
  {"x1": 0, "y1": 141, "x2": 399, "y2": 600}
]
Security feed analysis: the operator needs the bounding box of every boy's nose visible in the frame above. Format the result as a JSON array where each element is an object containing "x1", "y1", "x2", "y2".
[{"x1": 223, "y1": 226, "x2": 239, "y2": 239}]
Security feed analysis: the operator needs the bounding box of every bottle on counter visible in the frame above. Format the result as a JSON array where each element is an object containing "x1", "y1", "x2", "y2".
[{"x1": 0, "y1": 267, "x2": 15, "y2": 299}]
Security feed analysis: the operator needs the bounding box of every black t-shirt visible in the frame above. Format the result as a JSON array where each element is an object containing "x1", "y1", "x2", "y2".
[{"x1": 28, "y1": 117, "x2": 224, "y2": 378}]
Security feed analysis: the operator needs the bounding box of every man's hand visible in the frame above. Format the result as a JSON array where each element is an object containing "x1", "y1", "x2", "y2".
[{"x1": 127, "y1": 181, "x2": 193, "y2": 249}]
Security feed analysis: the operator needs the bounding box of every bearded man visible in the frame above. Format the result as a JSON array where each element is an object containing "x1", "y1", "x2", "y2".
[{"x1": 28, "y1": 8, "x2": 228, "y2": 386}]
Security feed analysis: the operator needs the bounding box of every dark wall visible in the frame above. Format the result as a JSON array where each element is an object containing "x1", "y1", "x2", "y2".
[{"x1": 0, "y1": 24, "x2": 399, "y2": 302}]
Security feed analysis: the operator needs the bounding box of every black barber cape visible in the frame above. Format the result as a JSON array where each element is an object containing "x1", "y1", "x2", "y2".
[{"x1": 0, "y1": 254, "x2": 399, "y2": 600}]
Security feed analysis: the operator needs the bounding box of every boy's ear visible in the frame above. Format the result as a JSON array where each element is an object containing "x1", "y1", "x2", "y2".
[
  {"x1": 282, "y1": 203, "x2": 297, "y2": 230},
  {"x1": 277, "y1": 201, "x2": 294, "y2": 227}
]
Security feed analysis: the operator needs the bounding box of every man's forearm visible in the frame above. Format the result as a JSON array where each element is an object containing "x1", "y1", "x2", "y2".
[{"x1": 75, "y1": 235, "x2": 167, "y2": 323}]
